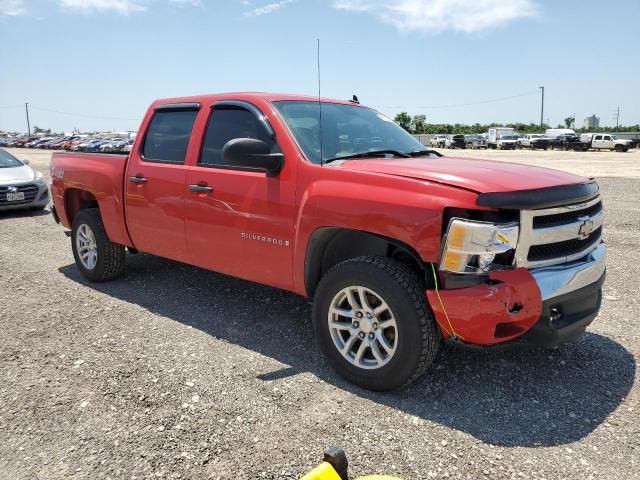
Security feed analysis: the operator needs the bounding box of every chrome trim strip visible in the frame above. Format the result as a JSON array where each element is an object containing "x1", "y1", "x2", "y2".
[
  {"x1": 531, "y1": 243, "x2": 606, "y2": 301},
  {"x1": 530, "y1": 196, "x2": 601, "y2": 215}
]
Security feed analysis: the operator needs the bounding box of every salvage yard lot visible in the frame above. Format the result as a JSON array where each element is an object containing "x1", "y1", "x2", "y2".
[{"x1": 1, "y1": 148, "x2": 638, "y2": 479}]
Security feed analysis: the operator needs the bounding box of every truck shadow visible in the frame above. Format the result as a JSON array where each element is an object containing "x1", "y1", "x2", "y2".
[{"x1": 59, "y1": 253, "x2": 635, "y2": 448}]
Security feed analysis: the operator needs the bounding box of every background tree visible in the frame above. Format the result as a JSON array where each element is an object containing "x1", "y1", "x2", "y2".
[
  {"x1": 411, "y1": 115, "x2": 427, "y2": 134},
  {"x1": 564, "y1": 116, "x2": 576, "y2": 129},
  {"x1": 393, "y1": 112, "x2": 413, "y2": 132}
]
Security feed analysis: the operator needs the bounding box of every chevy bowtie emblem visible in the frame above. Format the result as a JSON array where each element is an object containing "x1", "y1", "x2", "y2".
[{"x1": 578, "y1": 219, "x2": 594, "y2": 239}]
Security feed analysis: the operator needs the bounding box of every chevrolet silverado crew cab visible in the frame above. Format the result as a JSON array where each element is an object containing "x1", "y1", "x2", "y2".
[
  {"x1": 580, "y1": 133, "x2": 632, "y2": 152},
  {"x1": 50, "y1": 93, "x2": 606, "y2": 391}
]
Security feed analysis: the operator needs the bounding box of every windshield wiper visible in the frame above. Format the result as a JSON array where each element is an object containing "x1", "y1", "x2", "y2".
[
  {"x1": 408, "y1": 149, "x2": 443, "y2": 158},
  {"x1": 324, "y1": 149, "x2": 412, "y2": 164}
]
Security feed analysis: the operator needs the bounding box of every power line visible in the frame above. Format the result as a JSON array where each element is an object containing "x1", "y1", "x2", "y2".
[
  {"x1": 26, "y1": 105, "x2": 139, "y2": 122},
  {"x1": 372, "y1": 90, "x2": 540, "y2": 110}
]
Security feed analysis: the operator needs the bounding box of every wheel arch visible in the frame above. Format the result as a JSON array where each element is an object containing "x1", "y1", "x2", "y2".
[
  {"x1": 62, "y1": 187, "x2": 133, "y2": 248},
  {"x1": 304, "y1": 227, "x2": 432, "y2": 298},
  {"x1": 64, "y1": 188, "x2": 99, "y2": 226}
]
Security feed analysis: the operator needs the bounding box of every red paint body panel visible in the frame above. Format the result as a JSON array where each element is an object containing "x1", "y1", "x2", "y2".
[
  {"x1": 50, "y1": 92, "x2": 591, "y2": 346},
  {"x1": 50, "y1": 153, "x2": 134, "y2": 248},
  {"x1": 427, "y1": 269, "x2": 543, "y2": 344},
  {"x1": 341, "y1": 157, "x2": 587, "y2": 193}
]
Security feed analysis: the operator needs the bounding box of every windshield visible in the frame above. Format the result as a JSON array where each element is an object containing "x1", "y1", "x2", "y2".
[
  {"x1": 273, "y1": 101, "x2": 426, "y2": 164},
  {"x1": 0, "y1": 148, "x2": 23, "y2": 168},
  {"x1": 500, "y1": 135, "x2": 517, "y2": 140}
]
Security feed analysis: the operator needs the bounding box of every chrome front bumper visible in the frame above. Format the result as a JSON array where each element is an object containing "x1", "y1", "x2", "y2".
[{"x1": 531, "y1": 243, "x2": 606, "y2": 301}]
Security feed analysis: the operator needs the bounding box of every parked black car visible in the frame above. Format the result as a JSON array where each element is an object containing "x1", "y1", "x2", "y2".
[
  {"x1": 445, "y1": 134, "x2": 466, "y2": 149},
  {"x1": 549, "y1": 134, "x2": 588, "y2": 151}
]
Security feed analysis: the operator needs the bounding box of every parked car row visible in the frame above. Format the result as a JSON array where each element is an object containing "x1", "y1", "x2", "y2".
[
  {"x1": 0, "y1": 135, "x2": 134, "y2": 153},
  {"x1": 426, "y1": 128, "x2": 638, "y2": 152}
]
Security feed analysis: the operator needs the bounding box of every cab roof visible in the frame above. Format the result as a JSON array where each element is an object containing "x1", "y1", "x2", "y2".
[{"x1": 150, "y1": 92, "x2": 359, "y2": 108}]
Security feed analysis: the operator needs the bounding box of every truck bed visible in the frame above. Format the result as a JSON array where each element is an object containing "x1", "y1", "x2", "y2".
[{"x1": 50, "y1": 152, "x2": 132, "y2": 247}]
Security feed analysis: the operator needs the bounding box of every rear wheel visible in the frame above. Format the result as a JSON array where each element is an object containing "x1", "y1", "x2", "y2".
[
  {"x1": 71, "y1": 208, "x2": 125, "y2": 282},
  {"x1": 312, "y1": 256, "x2": 440, "y2": 391}
]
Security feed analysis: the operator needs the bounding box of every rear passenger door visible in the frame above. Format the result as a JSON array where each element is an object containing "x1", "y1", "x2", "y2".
[{"x1": 125, "y1": 103, "x2": 200, "y2": 262}]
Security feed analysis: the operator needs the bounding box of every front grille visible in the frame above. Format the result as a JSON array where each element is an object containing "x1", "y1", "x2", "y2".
[
  {"x1": 533, "y1": 201, "x2": 603, "y2": 228},
  {"x1": 528, "y1": 227, "x2": 602, "y2": 261},
  {"x1": 515, "y1": 195, "x2": 604, "y2": 268},
  {"x1": 0, "y1": 183, "x2": 39, "y2": 204}
]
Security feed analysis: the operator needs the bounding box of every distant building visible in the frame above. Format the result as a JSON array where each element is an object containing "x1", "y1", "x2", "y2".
[{"x1": 583, "y1": 114, "x2": 600, "y2": 129}]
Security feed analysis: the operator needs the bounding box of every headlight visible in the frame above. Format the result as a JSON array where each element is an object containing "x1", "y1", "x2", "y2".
[
  {"x1": 440, "y1": 219, "x2": 519, "y2": 274},
  {"x1": 34, "y1": 171, "x2": 46, "y2": 184}
]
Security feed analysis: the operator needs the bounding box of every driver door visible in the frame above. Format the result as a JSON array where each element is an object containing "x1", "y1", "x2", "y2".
[{"x1": 184, "y1": 101, "x2": 297, "y2": 290}]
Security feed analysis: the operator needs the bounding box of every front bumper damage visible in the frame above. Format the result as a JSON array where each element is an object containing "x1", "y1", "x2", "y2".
[{"x1": 427, "y1": 243, "x2": 606, "y2": 348}]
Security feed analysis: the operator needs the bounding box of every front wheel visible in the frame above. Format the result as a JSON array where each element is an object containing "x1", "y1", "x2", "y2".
[
  {"x1": 312, "y1": 256, "x2": 440, "y2": 391},
  {"x1": 72, "y1": 208, "x2": 125, "y2": 282}
]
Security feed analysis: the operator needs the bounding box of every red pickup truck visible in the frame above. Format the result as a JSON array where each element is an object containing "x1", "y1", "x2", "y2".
[{"x1": 50, "y1": 93, "x2": 606, "y2": 391}]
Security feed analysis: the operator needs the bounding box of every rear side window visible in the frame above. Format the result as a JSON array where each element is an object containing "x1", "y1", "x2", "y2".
[
  {"x1": 142, "y1": 110, "x2": 198, "y2": 163},
  {"x1": 200, "y1": 107, "x2": 273, "y2": 166}
]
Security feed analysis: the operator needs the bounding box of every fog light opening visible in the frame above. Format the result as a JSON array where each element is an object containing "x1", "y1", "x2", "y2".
[{"x1": 550, "y1": 307, "x2": 563, "y2": 324}]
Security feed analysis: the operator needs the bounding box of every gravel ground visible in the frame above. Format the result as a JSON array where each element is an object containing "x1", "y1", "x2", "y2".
[{"x1": 0, "y1": 148, "x2": 638, "y2": 479}]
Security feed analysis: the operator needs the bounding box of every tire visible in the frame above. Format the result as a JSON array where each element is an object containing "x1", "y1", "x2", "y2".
[
  {"x1": 615, "y1": 144, "x2": 623, "y2": 152},
  {"x1": 312, "y1": 256, "x2": 440, "y2": 391},
  {"x1": 71, "y1": 208, "x2": 125, "y2": 282}
]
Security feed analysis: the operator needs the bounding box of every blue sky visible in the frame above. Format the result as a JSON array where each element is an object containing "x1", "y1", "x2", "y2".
[{"x1": 1, "y1": 0, "x2": 639, "y2": 133}]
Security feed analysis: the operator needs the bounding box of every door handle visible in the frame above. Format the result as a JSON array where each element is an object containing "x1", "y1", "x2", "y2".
[
  {"x1": 129, "y1": 176, "x2": 147, "y2": 184},
  {"x1": 189, "y1": 184, "x2": 214, "y2": 193}
]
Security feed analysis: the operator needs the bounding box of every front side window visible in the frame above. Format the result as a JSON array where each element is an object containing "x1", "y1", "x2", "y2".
[
  {"x1": 200, "y1": 107, "x2": 274, "y2": 166},
  {"x1": 142, "y1": 109, "x2": 198, "y2": 163},
  {"x1": 273, "y1": 101, "x2": 426, "y2": 164}
]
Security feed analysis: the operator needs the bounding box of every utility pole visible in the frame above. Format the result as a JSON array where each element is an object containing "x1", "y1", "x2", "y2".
[
  {"x1": 613, "y1": 106, "x2": 620, "y2": 130},
  {"x1": 539, "y1": 86, "x2": 545, "y2": 128},
  {"x1": 25, "y1": 102, "x2": 31, "y2": 136}
]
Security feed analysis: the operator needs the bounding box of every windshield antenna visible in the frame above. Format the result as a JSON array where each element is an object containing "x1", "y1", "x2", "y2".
[{"x1": 317, "y1": 38, "x2": 324, "y2": 166}]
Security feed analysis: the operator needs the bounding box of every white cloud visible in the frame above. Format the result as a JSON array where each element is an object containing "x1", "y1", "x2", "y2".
[
  {"x1": 245, "y1": 0, "x2": 295, "y2": 16},
  {"x1": 332, "y1": 0, "x2": 537, "y2": 33},
  {"x1": 169, "y1": 0, "x2": 202, "y2": 7},
  {"x1": 0, "y1": 0, "x2": 26, "y2": 15},
  {"x1": 59, "y1": 0, "x2": 148, "y2": 14}
]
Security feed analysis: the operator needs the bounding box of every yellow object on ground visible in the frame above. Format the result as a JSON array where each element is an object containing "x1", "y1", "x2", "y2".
[
  {"x1": 300, "y1": 462, "x2": 343, "y2": 480},
  {"x1": 300, "y1": 461, "x2": 402, "y2": 480},
  {"x1": 300, "y1": 447, "x2": 403, "y2": 480}
]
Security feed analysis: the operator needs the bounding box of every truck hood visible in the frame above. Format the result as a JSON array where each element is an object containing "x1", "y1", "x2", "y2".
[
  {"x1": 339, "y1": 156, "x2": 588, "y2": 194},
  {"x1": 0, "y1": 165, "x2": 36, "y2": 185}
]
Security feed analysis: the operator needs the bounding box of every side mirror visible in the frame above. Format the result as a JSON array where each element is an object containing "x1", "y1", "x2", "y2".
[
  {"x1": 22, "y1": 159, "x2": 30, "y2": 165},
  {"x1": 222, "y1": 138, "x2": 284, "y2": 176}
]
